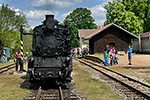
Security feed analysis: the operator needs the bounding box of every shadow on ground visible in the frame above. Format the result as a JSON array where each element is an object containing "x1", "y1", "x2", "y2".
[{"x1": 20, "y1": 75, "x2": 34, "y2": 90}]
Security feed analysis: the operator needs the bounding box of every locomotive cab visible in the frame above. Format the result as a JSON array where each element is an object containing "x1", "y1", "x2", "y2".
[{"x1": 26, "y1": 15, "x2": 72, "y2": 85}]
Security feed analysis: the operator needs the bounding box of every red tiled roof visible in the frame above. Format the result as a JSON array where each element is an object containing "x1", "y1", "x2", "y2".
[
  {"x1": 84, "y1": 23, "x2": 138, "y2": 39},
  {"x1": 78, "y1": 29, "x2": 98, "y2": 38},
  {"x1": 84, "y1": 23, "x2": 111, "y2": 39}
]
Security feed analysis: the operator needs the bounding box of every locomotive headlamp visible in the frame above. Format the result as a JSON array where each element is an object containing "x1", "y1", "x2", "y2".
[{"x1": 46, "y1": 19, "x2": 54, "y2": 29}]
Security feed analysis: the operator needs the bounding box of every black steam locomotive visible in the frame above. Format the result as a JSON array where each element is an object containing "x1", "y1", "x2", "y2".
[{"x1": 22, "y1": 15, "x2": 72, "y2": 85}]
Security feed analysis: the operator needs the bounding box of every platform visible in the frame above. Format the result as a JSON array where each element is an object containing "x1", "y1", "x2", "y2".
[
  {"x1": 13, "y1": 62, "x2": 28, "y2": 75},
  {"x1": 86, "y1": 54, "x2": 150, "y2": 69}
]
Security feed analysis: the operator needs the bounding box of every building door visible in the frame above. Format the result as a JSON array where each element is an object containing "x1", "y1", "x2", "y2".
[{"x1": 109, "y1": 42, "x2": 115, "y2": 49}]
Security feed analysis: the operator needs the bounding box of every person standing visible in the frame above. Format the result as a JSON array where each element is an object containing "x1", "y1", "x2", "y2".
[
  {"x1": 109, "y1": 47, "x2": 116, "y2": 55},
  {"x1": 109, "y1": 54, "x2": 113, "y2": 66},
  {"x1": 104, "y1": 51, "x2": 109, "y2": 67},
  {"x1": 85, "y1": 46, "x2": 89, "y2": 55},
  {"x1": 14, "y1": 49, "x2": 26, "y2": 72},
  {"x1": 104, "y1": 45, "x2": 110, "y2": 54},
  {"x1": 127, "y1": 45, "x2": 132, "y2": 65},
  {"x1": 104, "y1": 45, "x2": 110, "y2": 65},
  {"x1": 114, "y1": 55, "x2": 119, "y2": 65},
  {"x1": 109, "y1": 47, "x2": 116, "y2": 65}
]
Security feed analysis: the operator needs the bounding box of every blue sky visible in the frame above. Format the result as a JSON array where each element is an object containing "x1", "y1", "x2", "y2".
[{"x1": 0, "y1": 0, "x2": 113, "y2": 29}]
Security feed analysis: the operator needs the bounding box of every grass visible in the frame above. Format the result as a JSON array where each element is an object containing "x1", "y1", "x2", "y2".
[
  {"x1": 0, "y1": 74, "x2": 31, "y2": 100},
  {"x1": 72, "y1": 61, "x2": 124, "y2": 100},
  {"x1": 109, "y1": 67, "x2": 130, "y2": 73},
  {"x1": 146, "y1": 80, "x2": 150, "y2": 83},
  {"x1": 0, "y1": 60, "x2": 15, "y2": 68},
  {"x1": 93, "y1": 53, "x2": 103, "y2": 56},
  {"x1": 109, "y1": 67, "x2": 150, "y2": 84}
]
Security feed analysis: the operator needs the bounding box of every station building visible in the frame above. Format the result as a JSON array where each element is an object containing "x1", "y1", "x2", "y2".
[
  {"x1": 132, "y1": 32, "x2": 150, "y2": 53},
  {"x1": 78, "y1": 23, "x2": 138, "y2": 54}
]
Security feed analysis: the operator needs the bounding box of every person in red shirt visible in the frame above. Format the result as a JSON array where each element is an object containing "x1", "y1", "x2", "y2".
[{"x1": 14, "y1": 49, "x2": 26, "y2": 72}]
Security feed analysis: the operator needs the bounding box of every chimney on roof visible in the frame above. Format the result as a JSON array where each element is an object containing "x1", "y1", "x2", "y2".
[
  {"x1": 102, "y1": 25, "x2": 104, "y2": 27},
  {"x1": 99, "y1": 26, "x2": 101, "y2": 28}
]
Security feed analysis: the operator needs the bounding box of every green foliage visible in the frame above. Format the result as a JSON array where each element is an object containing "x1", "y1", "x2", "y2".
[
  {"x1": 64, "y1": 7, "x2": 98, "y2": 47},
  {"x1": 0, "y1": 4, "x2": 28, "y2": 57},
  {"x1": 23, "y1": 34, "x2": 33, "y2": 54},
  {"x1": 104, "y1": 1, "x2": 143, "y2": 34},
  {"x1": 9, "y1": 31, "x2": 20, "y2": 59},
  {"x1": 122, "y1": 0, "x2": 150, "y2": 32}
]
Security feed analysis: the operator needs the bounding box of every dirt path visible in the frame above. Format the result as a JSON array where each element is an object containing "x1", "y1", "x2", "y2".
[
  {"x1": 98, "y1": 54, "x2": 150, "y2": 67},
  {"x1": 95, "y1": 54, "x2": 150, "y2": 79},
  {"x1": 118, "y1": 54, "x2": 150, "y2": 67}
]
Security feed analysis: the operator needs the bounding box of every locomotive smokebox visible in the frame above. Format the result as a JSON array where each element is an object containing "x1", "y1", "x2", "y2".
[{"x1": 46, "y1": 15, "x2": 54, "y2": 20}]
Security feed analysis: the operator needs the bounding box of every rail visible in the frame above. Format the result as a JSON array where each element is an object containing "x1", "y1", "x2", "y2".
[
  {"x1": 77, "y1": 58, "x2": 150, "y2": 99},
  {"x1": 0, "y1": 60, "x2": 27, "y2": 75}
]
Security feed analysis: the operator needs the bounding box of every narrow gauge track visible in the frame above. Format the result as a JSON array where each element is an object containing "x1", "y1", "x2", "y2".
[
  {"x1": 35, "y1": 86, "x2": 63, "y2": 100},
  {"x1": 0, "y1": 63, "x2": 15, "y2": 74},
  {"x1": 77, "y1": 58, "x2": 150, "y2": 99},
  {"x1": 24, "y1": 84, "x2": 81, "y2": 100},
  {"x1": 0, "y1": 61, "x2": 27, "y2": 75},
  {"x1": 24, "y1": 85, "x2": 63, "y2": 100}
]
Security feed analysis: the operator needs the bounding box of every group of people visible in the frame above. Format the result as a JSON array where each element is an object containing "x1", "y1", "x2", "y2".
[
  {"x1": 104, "y1": 45, "x2": 132, "y2": 67},
  {"x1": 71, "y1": 47, "x2": 89, "y2": 58},
  {"x1": 1, "y1": 54, "x2": 7, "y2": 63},
  {"x1": 104, "y1": 45, "x2": 119, "y2": 67}
]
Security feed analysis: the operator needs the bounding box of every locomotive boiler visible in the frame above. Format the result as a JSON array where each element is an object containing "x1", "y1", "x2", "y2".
[{"x1": 22, "y1": 15, "x2": 72, "y2": 85}]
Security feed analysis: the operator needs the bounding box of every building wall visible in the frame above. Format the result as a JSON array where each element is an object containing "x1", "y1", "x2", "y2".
[
  {"x1": 132, "y1": 39, "x2": 139, "y2": 52},
  {"x1": 132, "y1": 33, "x2": 150, "y2": 53},
  {"x1": 81, "y1": 39, "x2": 89, "y2": 49},
  {"x1": 89, "y1": 26, "x2": 132, "y2": 54},
  {"x1": 141, "y1": 37, "x2": 150, "y2": 53}
]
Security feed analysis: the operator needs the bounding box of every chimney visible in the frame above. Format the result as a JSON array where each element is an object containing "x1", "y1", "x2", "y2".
[
  {"x1": 45, "y1": 15, "x2": 54, "y2": 20},
  {"x1": 99, "y1": 26, "x2": 101, "y2": 28},
  {"x1": 102, "y1": 25, "x2": 104, "y2": 27}
]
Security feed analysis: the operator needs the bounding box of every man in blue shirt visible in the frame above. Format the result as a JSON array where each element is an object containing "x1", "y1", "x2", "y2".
[{"x1": 127, "y1": 45, "x2": 132, "y2": 65}]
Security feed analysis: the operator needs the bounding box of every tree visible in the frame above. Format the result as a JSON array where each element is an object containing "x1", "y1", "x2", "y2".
[
  {"x1": 0, "y1": 4, "x2": 28, "y2": 56},
  {"x1": 23, "y1": 28, "x2": 33, "y2": 54},
  {"x1": 104, "y1": 1, "x2": 143, "y2": 34},
  {"x1": 122, "y1": 0, "x2": 150, "y2": 32},
  {"x1": 64, "y1": 7, "x2": 98, "y2": 47}
]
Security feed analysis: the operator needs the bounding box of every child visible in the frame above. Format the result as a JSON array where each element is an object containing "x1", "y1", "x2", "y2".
[
  {"x1": 104, "y1": 51, "x2": 109, "y2": 67},
  {"x1": 109, "y1": 54, "x2": 113, "y2": 66},
  {"x1": 114, "y1": 55, "x2": 119, "y2": 65}
]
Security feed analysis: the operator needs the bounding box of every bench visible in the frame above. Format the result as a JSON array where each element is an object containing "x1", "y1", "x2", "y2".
[{"x1": 117, "y1": 51, "x2": 126, "y2": 56}]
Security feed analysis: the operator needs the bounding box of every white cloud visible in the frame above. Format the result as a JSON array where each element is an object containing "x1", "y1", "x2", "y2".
[
  {"x1": 95, "y1": 19, "x2": 106, "y2": 27},
  {"x1": 15, "y1": 8, "x2": 20, "y2": 12},
  {"x1": 54, "y1": 11, "x2": 71, "y2": 23},
  {"x1": 102, "y1": 0, "x2": 113, "y2": 7},
  {"x1": 23, "y1": 10, "x2": 53, "y2": 20},
  {"x1": 90, "y1": 5, "x2": 106, "y2": 18},
  {"x1": 21, "y1": 9, "x2": 72, "y2": 28},
  {"x1": 24, "y1": 4, "x2": 107, "y2": 28},
  {"x1": 2, "y1": 1, "x2": 108, "y2": 29},
  {"x1": 22, "y1": 10, "x2": 54, "y2": 26},
  {"x1": 89, "y1": 4, "x2": 106, "y2": 27},
  {"x1": 30, "y1": 0, "x2": 84, "y2": 10}
]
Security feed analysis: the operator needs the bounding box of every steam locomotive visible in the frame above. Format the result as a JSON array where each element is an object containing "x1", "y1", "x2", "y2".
[{"x1": 22, "y1": 15, "x2": 72, "y2": 85}]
